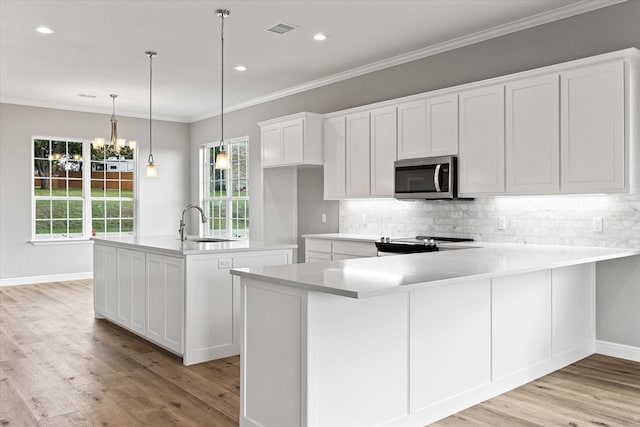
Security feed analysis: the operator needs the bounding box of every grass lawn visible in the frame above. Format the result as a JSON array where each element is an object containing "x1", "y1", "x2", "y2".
[{"x1": 34, "y1": 188, "x2": 134, "y2": 235}]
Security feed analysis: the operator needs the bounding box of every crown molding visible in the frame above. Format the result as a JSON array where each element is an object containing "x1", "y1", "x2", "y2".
[
  {"x1": 0, "y1": 98, "x2": 189, "y2": 123},
  {"x1": 189, "y1": 0, "x2": 627, "y2": 123}
]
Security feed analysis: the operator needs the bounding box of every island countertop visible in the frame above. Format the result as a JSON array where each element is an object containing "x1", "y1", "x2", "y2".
[
  {"x1": 92, "y1": 235, "x2": 297, "y2": 256},
  {"x1": 230, "y1": 242, "x2": 640, "y2": 298}
]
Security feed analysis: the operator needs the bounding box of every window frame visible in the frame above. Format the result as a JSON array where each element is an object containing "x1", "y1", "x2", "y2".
[
  {"x1": 31, "y1": 136, "x2": 137, "y2": 243},
  {"x1": 200, "y1": 136, "x2": 250, "y2": 240}
]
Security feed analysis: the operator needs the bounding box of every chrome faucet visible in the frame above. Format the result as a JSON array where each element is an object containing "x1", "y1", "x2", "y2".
[{"x1": 179, "y1": 203, "x2": 207, "y2": 241}]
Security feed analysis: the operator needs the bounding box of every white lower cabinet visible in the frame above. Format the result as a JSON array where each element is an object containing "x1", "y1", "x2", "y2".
[
  {"x1": 240, "y1": 263, "x2": 596, "y2": 427},
  {"x1": 146, "y1": 253, "x2": 185, "y2": 354},
  {"x1": 93, "y1": 242, "x2": 293, "y2": 365},
  {"x1": 304, "y1": 238, "x2": 377, "y2": 262},
  {"x1": 116, "y1": 248, "x2": 146, "y2": 335},
  {"x1": 93, "y1": 244, "x2": 117, "y2": 319}
]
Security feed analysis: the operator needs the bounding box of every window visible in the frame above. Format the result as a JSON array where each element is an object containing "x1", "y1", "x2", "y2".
[
  {"x1": 32, "y1": 137, "x2": 136, "y2": 241},
  {"x1": 202, "y1": 137, "x2": 249, "y2": 239}
]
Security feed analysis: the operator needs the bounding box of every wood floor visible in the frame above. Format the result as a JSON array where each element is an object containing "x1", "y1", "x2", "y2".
[{"x1": 1, "y1": 281, "x2": 638, "y2": 426}]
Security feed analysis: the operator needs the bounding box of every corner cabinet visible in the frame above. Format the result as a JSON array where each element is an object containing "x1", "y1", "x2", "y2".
[{"x1": 259, "y1": 112, "x2": 324, "y2": 168}]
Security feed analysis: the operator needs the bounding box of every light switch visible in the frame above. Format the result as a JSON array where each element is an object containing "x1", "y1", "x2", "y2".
[{"x1": 321, "y1": 213, "x2": 327, "y2": 223}]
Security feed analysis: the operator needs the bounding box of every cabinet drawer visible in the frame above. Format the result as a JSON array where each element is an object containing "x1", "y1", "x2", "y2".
[
  {"x1": 332, "y1": 241, "x2": 377, "y2": 257},
  {"x1": 306, "y1": 251, "x2": 332, "y2": 263},
  {"x1": 306, "y1": 239, "x2": 332, "y2": 253}
]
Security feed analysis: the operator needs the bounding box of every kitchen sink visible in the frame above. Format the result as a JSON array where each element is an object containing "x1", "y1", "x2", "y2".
[{"x1": 187, "y1": 237, "x2": 236, "y2": 243}]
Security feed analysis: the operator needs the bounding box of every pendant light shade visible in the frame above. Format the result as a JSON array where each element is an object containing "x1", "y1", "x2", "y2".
[
  {"x1": 145, "y1": 51, "x2": 158, "y2": 177},
  {"x1": 215, "y1": 9, "x2": 231, "y2": 170}
]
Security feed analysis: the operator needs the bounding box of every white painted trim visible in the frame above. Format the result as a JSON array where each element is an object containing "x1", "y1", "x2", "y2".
[
  {"x1": 0, "y1": 98, "x2": 188, "y2": 123},
  {"x1": 0, "y1": 272, "x2": 93, "y2": 287},
  {"x1": 596, "y1": 340, "x2": 640, "y2": 362},
  {"x1": 188, "y1": 0, "x2": 628, "y2": 123}
]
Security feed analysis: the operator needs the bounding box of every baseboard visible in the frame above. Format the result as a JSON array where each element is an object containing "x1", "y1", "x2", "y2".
[
  {"x1": 0, "y1": 272, "x2": 93, "y2": 287},
  {"x1": 596, "y1": 340, "x2": 640, "y2": 362}
]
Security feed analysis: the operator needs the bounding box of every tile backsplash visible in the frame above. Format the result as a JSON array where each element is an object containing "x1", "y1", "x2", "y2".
[{"x1": 339, "y1": 194, "x2": 640, "y2": 248}]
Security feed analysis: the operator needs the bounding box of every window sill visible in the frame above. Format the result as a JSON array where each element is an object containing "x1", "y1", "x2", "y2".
[{"x1": 30, "y1": 238, "x2": 93, "y2": 246}]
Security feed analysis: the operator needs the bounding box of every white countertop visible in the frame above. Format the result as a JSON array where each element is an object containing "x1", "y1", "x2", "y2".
[
  {"x1": 92, "y1": 235, "x2": 297, "y2": 256},
  {"x1": 231, "y1": 242, "x2": 640, "y2": 298}
]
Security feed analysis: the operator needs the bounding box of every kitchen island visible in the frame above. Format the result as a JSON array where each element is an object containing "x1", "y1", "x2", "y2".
[
  {"x1": 92, "y1": 236, "x2": 295, "y2": 365},
  {"x1": 231, "y1": 243, "x2": 640, "y2": 427}
]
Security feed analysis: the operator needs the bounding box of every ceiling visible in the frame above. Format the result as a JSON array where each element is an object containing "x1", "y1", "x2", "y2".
[{"x1": 0, "y1": 0, "x2": 622, "y2": 123}]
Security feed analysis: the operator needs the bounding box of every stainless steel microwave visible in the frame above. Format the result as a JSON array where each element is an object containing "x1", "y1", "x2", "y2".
[{"x1": 394, "y1": 155, "x2": 458, "y2": 199}]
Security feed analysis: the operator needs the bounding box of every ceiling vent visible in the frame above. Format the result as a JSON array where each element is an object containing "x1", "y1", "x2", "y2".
[{"x1": 265, "y1": 22, "x2": 298, "y2": 35}]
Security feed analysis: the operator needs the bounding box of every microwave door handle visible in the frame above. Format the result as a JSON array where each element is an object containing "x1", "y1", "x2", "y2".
[{"x1": 434, "y1": 164, "x2": 441, "y2": 192}]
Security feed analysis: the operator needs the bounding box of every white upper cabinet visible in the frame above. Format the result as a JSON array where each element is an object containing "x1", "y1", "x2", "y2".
[
  {"x1": 459, "y1": 84, "x2": 505, "y2": 195},
  {"x1": 346, "y1": 111, "x2": 371, "y2": 198},
  {"x1": 323, "y1": 116, "x2": 347, "y2": 200},
  {"x1": 397, "y1": 99, "x2": 427, "y2": 160},
  {"x1": 426, "y1": 93, "x2": 459, "y2": 156},
  {"x1": 560, "y1": 61, "x2": 625, "y2": 193},
  {"x1": 370, "y1": 106, "x2": 397, "y2": 197},
  {"x1": 397, "y1": 94, "x2": 458, "y2": 160},
  {"x1": 259, "y1": 112, "x2": 323, "y2": 168},
  {"x1": 506, "y1": 74, "x2": 560, "y2": 194}
]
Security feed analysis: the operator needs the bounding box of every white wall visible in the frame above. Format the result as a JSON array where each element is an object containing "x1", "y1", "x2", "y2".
[{"x1": 0, "y1": 103, "x2": 189, "y2": 284}]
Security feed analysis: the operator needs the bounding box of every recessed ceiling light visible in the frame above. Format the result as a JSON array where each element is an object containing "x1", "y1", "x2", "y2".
[
  {"x1": 313, "y1": 33, "x2": 327, "y2": 41},
  {"x1": 234, "y1": 65, "x2": 248, "y2": 72},
  {"x1": 35, "y1": 26, "x2": 55, "y2": 34}
]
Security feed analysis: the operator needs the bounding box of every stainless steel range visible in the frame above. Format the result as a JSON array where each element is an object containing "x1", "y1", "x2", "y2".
[{"x1": 375, "y1": 236, "x2": 475, "y2": 256}]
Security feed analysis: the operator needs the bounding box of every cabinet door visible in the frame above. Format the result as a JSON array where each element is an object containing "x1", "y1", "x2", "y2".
[
  {"x1": 146, "y1": 253, "x2": 184, "y2": 354},
  {"x1": 261, "y1": 124, "x2": 281, "y2": 167},
  {"x1": 426, "y1": 93, "x2": 458, "y2": 156},
  {"x1": 561, "y1": 62, "x2": 624, "y2": 193},
  {"x1": 370, "y1": 106, "x2": 397, "y2": 197},
  {"x1": 459, "y1": 84, "x2": 505, "y2": 195},
  {"x1": 506, "y1": 74, "x2": 560, "y2": 194},
  {"x1": 94, "y1": 244, "x2": 117, "y2": 318},
  {"x1": 116, "y1": 248, "x2": 146, "y2": 334},
  {"x1": 281, "y1": 119, "x2": 304, "y2": 165},
  {"x1": 346, "y1": 111, "x2": 371, "y2": 197},
  {"x1": 323, "y1": 116, "x2": 346, "y2": 199},
  {"x1": 397, "y1": 100, "x2": 427, "y2": 160}
]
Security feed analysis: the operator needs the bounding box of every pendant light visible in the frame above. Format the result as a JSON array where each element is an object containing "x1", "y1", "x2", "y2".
[
  {"x1": 145, "y1": 51, "x2": 158, "y2": 177},
  {"x1": 214, "y1": 9, "x2": 231, "y2": 170}
]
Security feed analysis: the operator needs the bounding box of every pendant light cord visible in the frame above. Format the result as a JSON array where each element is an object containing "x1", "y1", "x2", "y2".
[
  {"x1": 148, "y1": 52, "x2": 154, "y2": 163},
  {"x1": 220, "y1": 11, "x2": 225, "y2": 152}
]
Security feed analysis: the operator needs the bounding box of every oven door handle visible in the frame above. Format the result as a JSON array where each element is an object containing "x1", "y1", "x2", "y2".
[{"x1": 434, "y1": 164, "x2": 441, "y2": 192}]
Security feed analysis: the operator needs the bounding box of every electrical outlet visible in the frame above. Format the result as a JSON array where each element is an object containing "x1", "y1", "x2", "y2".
[
  {"x1": 592, "y1": 217, "x2": 603, "y2": 233},
  {"x1": 218, "y1": 258, "x2": 232, "y2": 269},
  {"x1": 321, "y1": 213, "x2": 327, "y2": 224},
  {"x1": 498, "y1": 216, "x2": 507, "y2": 230}
]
